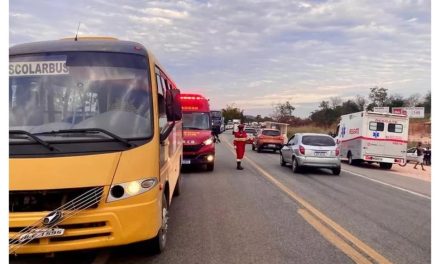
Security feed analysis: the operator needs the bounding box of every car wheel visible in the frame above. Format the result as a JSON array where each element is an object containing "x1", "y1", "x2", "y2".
[
  {"x1": 252, "y1": 145, "x2": 255, "y2": 151},
  {"x1": 150, "y1": 193, "x2": 168, "y2": 254},
  {"x1": 332, "y1": 167, "x2": 341, "y2": 175},
  {"x1": 257, "y1": 147, "x2": 262, "y2": 153},
  {"x1": 292, "y1": 157, "x2": 300, "y2": 173},
  {"x1": 280, "y1": 154, "x2": 286, "y2": 166},
  {"x1": 207, "y1": 163, "x2": 214, "y2": 171}
]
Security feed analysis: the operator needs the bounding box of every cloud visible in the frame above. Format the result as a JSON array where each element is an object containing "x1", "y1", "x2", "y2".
[{"x1": 9, "y1": 0, "x2": 431, "y2": 117}]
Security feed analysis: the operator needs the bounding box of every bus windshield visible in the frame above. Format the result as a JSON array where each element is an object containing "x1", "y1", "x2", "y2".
[
  {"x1": 183, "y1": 112, "x2": 210, "y2": 130},
  {"x1": 9, "y1": 52, "x2": 152, "y2": 141}
]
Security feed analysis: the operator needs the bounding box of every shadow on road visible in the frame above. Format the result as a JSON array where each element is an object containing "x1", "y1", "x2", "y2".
[
  {"x1": 181, "y1": 165, "x2": 212, "y2": 174},
  {"x1": 9, "y1": 249, "x2": 101, "y2": 264}
]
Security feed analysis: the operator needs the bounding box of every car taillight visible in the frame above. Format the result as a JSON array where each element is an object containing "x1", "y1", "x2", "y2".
[
  {"x1": 335, "y1": 148, "x2": 340, "y2": 156},
  {"x1": 299, "y1": 145, "x2": 305, "y2": 155}
]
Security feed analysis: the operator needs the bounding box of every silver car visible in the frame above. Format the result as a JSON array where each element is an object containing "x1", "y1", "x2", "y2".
[{"x1": 280, "y1": 133, "x2": 341, "y2": 175}]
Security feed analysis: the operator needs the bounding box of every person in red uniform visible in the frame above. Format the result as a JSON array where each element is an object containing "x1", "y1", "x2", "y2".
[{"x1": 233, "y1": 124, "x2": 248, "y2": 170}]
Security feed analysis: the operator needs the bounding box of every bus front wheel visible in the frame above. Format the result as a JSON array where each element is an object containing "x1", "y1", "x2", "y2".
[{"x1": 150, "y1": 193, "x2": 168, "y2": 254}]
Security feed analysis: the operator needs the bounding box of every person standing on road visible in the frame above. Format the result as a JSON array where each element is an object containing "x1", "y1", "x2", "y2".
[
  {"x1": 234, "y1": 124, "x2": 248, "y2": 170},
  {"x1": 413, "y1": 142, "x2": 425, "y2": 171},
  {"x1": 423, "y1": 146, "x2": 431, "y2": 166},
  {"x1": 212, "y1": 126, "x2": 221, "y2": 143}
]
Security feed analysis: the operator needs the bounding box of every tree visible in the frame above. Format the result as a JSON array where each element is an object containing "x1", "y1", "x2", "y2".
[
  {"x1": 340, "y1": 100, "x2": 360, "y2": 115},
  {"x1": 368, "y1": 87, "x2": 388, "y2": 107},
  {"x1": 319, "y1": 100, "x2": 330, "y2": 110},
  {"x1": 262, "y1": 116, "x2": 274, "y2": 122},
  {"x1": 309, "y1": 100, "x2": 337, "y2": 128},
  {"x1": 255, "y1": 115, "x2": 263, "y2": 123},
  {"x1": 222, "y1": 104, "x2": 244, "y2": 123},
  {"x1": 330, "y1": 97, "x2": 342, "y2": 109},
  {"x1": 355, "y1": 95, "x2": 367, "y2": 110},
  {"x1": 405, "y1": 93, "x2": 421, "y2": 107},
  {"x1": 272, "y1": 101, "x2": 295, "y2": 123},
  {"x1": 388, "y1": 94, "x2": 405, "y2": 108},
  {"x1": 422, "y1": 91, "x2": 431, "y2": 115}
]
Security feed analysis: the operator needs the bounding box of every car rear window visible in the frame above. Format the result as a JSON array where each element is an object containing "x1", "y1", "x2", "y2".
[
  {"x1": 245, "y1": 129, "x2": 256, "y2": 134},
  {"x1": 262, "y1": 130, "x2": 280, "y2": 136},
  {"x1": 302, "y1": 136, "x2": 335, "y2": 146}
]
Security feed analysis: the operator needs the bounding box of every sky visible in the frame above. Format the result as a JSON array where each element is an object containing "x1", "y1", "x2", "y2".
[{"x1": 9, "y1": 0, "x2": 431, "y2": 118}]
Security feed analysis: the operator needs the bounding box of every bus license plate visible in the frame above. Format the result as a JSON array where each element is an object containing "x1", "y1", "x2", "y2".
[
  {"x1": 314, "y1": 152, "x2": 326, "y2": 157},
  {"x1": 19, "y1": 228, "x2": 65, "y2": 242},
  {"x1": 182, "y1": 159, "x2": 191, "y2": 165}
]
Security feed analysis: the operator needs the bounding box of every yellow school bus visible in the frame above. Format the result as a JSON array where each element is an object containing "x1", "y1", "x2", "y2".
[{"x1": 9, "y1": 37, "x2": 183, "y2": 254}]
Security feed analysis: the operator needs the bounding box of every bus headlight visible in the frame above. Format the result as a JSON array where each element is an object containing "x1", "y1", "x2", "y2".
[
  {"x1": 203, "y1": 138, "x2": 213, "y2": 146},
  {"x1": 107, "y1": 178, "x2": 158, "y2": 202}
]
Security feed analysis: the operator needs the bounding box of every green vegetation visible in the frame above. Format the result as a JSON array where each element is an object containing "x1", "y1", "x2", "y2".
[{"x1": 286, "y1": 125, "x2": 331, "y2": 138}]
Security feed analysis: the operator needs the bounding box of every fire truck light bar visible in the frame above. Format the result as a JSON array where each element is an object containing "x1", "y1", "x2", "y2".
[{"x1": 180, "y1": 96, "x2": 204, "y2": 100}]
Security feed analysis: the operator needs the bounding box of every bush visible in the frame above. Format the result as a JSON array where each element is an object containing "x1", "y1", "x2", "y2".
[{"x1": 287, "y1": 125, "x2": 332, "y2": 138}]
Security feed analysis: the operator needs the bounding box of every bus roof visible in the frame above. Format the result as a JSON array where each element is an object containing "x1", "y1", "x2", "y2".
[{"x1": 9, "y1": 38, "x2": 149, "y2": 57}]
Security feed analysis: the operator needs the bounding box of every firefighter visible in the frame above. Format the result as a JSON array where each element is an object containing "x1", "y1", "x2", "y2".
[{"x1": 233, "y1": 124, "x2": 248, "y2": 170}]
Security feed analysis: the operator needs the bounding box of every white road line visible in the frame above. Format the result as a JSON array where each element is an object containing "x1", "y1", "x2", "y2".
[{"x1": 342, "y1": 169, "x2": 431, "y2": 200}]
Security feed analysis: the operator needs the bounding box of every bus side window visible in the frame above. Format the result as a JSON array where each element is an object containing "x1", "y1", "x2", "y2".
[
  {"x1": 162, "y1": 78, "x2": 177, "y2": 121},
  {"x1": 155, "y1": 72, "x2": 167, "y2": 132}
]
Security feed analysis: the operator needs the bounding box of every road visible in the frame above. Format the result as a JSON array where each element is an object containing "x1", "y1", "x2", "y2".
[{"x1": 10, "y1": 133, "x2": 431, "y2": 264}]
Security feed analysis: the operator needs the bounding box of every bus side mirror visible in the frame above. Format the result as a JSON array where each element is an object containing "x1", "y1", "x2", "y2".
[
  {"x1": 166, "y1": 89, "x2": 182, "y2": 121},
  {"x1": 160, "y1": 122, "x2": 175, "y2": 143}
]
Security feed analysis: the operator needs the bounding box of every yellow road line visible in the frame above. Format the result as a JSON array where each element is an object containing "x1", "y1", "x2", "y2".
[
  {"x1": 298, "y1": 209, "x2": 372, "y2": 264},
  {"x1": 223, "y1": 140, "x2": 392, "y2": 264}
]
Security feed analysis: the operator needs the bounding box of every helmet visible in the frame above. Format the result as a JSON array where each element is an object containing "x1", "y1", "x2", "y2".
[{"x1": 238, "y1": 124, "x2": 244, "y2": 129}]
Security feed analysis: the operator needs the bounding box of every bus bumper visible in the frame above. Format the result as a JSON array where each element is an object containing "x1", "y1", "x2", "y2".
[{"x1": 9, "y1": 192, "x2": 161, "y2": 254}]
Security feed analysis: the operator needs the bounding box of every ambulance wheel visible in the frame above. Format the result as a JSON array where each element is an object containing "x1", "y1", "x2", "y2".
[
  {"x1": 207, "y1": 163, "x2": 214, "y2": 171},
  {"x1": 280, "y1": 154, "x2": 286, "y2": 166},
  {"x1": 150, "y1": 193, "x2": 168, "y2": 254},
  {"x1": 348, "y1": 152, "x2": 356, "y2": 165},
  {"x1": 380, "y1": 162, "x2": 392, "y2": 170}
]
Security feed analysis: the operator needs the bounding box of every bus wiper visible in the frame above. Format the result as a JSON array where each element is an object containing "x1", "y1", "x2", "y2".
[
  {"x1": 9, "y1": 130, "x2": 58, "y2": 151},
  {"x1": 34, "y1": 128, "x2": 133, "y2": 148}
]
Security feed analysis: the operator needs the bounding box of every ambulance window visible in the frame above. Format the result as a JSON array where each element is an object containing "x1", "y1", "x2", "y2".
[
  {"x1": 388, "y1": 123, "x2": 403, "y2": 133},
  {"x1": 369, "y1": 122, "x2": 384, "y2": 131}
]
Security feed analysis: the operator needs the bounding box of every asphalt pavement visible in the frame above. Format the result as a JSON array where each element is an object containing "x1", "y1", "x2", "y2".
[{"x1": 10, "y1": 132, "x2": 431, "y2": 264}]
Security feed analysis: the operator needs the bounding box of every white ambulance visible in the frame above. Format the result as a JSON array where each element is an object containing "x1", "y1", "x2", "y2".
[{"x1": 336, "y1": 111, "x2": 409, "y2": 169}]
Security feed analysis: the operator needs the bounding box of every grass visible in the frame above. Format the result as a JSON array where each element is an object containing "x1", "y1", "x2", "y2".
[{"x1": 287, "y1": 125, "x2": 333, "y2": 138}]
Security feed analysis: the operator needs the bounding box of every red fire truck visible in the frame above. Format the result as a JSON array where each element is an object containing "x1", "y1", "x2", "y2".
[{"x1": 180, "y1": 94, "x2": 215, "y2": 171}]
